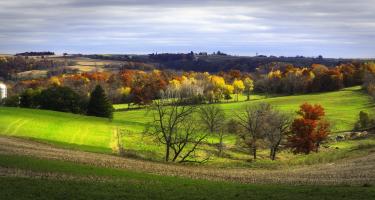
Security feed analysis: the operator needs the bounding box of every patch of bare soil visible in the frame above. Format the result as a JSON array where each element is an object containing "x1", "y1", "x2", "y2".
[{"x1": 0, "y1": 136, "x2": 374, "y2": 185}]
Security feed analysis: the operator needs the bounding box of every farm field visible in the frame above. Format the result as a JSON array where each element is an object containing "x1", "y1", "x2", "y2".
[
  {"x1": 0, "y1": 136, "x2": 374, "y2": 200},
  {"x1": 0, "y1": 86, "x2": 374, "y2": 167}
]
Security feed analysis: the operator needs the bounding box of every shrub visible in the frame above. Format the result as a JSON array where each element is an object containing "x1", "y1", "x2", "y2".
[
  {"x1": 2, "y1": 95, "x2": 20, "y2": 107},
  {"x1": 354, "y1": 111, "x2": 375, "y2": 130},
  {"x1": 20, "y1": 88, "x2": 41, "y2": 108},
  {"x1": 38, "y1": 86, "x2": 87, "y2": 114}
]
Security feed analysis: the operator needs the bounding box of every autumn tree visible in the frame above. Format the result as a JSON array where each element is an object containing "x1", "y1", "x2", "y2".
[
  {"x1": 363, "y1": 62, "x2": 375, "y2": 99},
  {"x1": 232, "y1": 79, "x2": 245, "y2": 102},
  {"x1": 267, "y1": 70, "x2": 283, "y2": 93},
  {"x1": 287, "y1": 103, "x2": 330, "y2": 154},
  {"x1": 120, "y1": 70, "x2": 135, "y2": 87},
  {"x1": 282, "y1": 68, "x2": 313, "y2": 94},
  {"x1": 311, "y1": 65, "x2": 344, "y2": 92},
  {"x1": 119, "y1": 87, "x2": 133, "y2": 109},
  {"x1": 223, "y1": 84, "x2": 234, "y2": 102},
  {"x1": 129, "y1": 71, "x2": 167, "y2": 106},
  {"x1": 210, "y1": 75, "x2": 226, "y2": 102},
  {"x1": 177, "y1": 76, "x2": 204, "y2": 103},
  {"x1": 243, "y1": 77, "x2": 254, "y2": 101}
]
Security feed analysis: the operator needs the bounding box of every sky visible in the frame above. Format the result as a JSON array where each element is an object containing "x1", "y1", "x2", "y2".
[{"x1": 0, "y1": 0, "x2": 374, "y2": 58}]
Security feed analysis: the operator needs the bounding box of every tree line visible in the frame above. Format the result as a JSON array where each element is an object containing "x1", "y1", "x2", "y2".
[
  {"x1": 15, "y1": 51, "x2": 55, "y2": 56},
  {"x1": 4, "y1": 84, "x2": 114, "y2": 119},
  {"x1": 5, "y1": 61, "x2": 374, "y2": 109},
  {"x1": 0, "y1": 56, "x2": 75, "y2": 80},
  {"x1": 84, "y1": 53, "x2": 371, "y2": 73}
]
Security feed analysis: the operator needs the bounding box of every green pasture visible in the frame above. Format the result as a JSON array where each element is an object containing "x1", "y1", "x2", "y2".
[
  {"x1": 0, "y1": 155, "x2": 375, "y2": 200},
  {"x1": 0, "y1": 86, "x2": 373, "y2": 165},
  {"x1": 0, "y1": 154, "x2": 374, "y2": 200}
]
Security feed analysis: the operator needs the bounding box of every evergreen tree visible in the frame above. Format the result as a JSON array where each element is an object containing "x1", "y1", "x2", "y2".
[{"x1": 87, "y1": 85, "x2": 114, "y2": 119}]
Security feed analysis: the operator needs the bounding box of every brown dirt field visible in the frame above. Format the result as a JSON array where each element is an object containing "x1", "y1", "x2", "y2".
[{"x1": 0, "y1": 136, "x2": 374, "y2": 185}]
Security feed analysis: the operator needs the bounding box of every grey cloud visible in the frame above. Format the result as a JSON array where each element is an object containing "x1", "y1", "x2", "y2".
[{"x1": 0, "y1": 0, "x2": 374, "y2": 57}]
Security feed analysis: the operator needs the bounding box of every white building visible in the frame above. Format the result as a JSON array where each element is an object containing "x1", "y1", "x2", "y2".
[{"x1": 0, "y1": 83, "x2": 7, "y2": 99}]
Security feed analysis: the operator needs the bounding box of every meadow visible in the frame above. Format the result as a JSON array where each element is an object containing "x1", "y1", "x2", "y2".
[
  {"x1": 0, "y1": 86, "x2": 374, "y2": 166},
  {"x1": 0, "y1": 86, "x2": 375, "y2": 200},
  {"x1": 0, "y1": 153, "x2": 374, "y2": 200}
]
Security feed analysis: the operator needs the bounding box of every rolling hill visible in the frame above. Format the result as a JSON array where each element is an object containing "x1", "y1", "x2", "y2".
[{"x1": 0, "y1": 86, "x2": 373, "y2": 166}]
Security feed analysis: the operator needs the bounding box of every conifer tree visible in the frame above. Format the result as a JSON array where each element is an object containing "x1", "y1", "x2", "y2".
[{"x1": 87, "y1": 85, "x2": 113, "y2": 119}]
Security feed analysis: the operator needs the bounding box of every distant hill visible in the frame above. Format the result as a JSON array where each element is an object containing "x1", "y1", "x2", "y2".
[{"x1": 83, "y1": 53, "x2": 375, "y2": 72}]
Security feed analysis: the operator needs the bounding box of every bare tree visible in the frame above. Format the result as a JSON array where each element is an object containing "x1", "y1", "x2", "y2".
[
  {"x1": 147, "y1": 91, "x2": 208, "y2": 163},
  {"x1": 198, "y1": 104, "x2": 226, "y2": 156},
  {"x1": 263, "y1": 111, "x2": 291, "y2": 160},
  {"x1": 235, "y1": 103, "x2": 272, "y2": 160},
  {"x1": 198, "y1": 104, "x2": 225, "y2": 134}
]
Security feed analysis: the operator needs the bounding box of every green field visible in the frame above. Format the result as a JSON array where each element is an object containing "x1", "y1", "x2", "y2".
[
  {"x1": 0, "y1": 86, "x2": 373, "y2": 165},
  {"x1": 1, "y1": 86, "x2": 375, "y2": 199},
  {"x1": 0, "y1": 153, "x2": 374, "y2": 200}
]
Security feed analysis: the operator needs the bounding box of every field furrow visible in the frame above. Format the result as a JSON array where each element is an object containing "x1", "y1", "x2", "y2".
[{"x1": 0, "y1": 136, "x2": 374, "y2": 185}]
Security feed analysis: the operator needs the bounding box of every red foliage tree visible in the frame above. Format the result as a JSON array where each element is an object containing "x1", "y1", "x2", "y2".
[
  {"x1": 287, "y1": 103, "x2": 330, "y2": 154},
  {"x1": 297, "y1": 103, "x2": 325, "y2": 120},
  {"x1": 120, "y1": 70, "x2": 135, "y2": 87}
]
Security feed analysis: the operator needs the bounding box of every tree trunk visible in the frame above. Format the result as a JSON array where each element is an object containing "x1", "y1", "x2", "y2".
[
  {"x1": 251, "y1": 138, "x2": 257, "y2": 160},
  {"x1": 253, "y1": 147, "x2": 257, "y2": 160},
  {"x1": 269, "y1": 147, "x2": 274, "y2": 159},
  {"x1": 270, "y1": 146, "x2": 277, "y2": 160},
  {"x1": 165, "y1": 144, "x2": 170, "y2": 162},
  {"x1": 218, "y1": 135, "x2": 223, "y2": 157},
  {"x1": 246, "y1": 93, "x2": 250, "y2": 101},
  {"x1": 252, "y1": 142, "x2": 257, "y2": 160},
  {"x1": 272, "y1": 148, "x2": 277, "y2": 160},
  {"x1": 316, "y1": 142, "x2": 321, "y2": 153}
]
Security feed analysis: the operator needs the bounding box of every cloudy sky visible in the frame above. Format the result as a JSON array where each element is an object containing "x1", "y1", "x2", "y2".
[{"x1": 0, "y1": 0, "x2": 374, "y2": 58}]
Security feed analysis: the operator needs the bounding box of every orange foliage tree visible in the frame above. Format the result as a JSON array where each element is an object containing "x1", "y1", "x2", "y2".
[{"x1": 287, "y1": 103, "x2": 330, "y2": 154}]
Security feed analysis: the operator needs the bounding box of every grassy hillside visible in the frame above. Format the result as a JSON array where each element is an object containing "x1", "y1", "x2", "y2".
[
  {"x1": 115, "y1": 86, "x2": 374, "y2": 132},
  {"x1": 0, "y1": 153, "x2": 374, "y2": 200},
  {"x1": 1, "y1": 153, "x2": 373, "y2": 200},
  {"x1": 0, "y1": 86, "x2": 373, "y2": 165}
]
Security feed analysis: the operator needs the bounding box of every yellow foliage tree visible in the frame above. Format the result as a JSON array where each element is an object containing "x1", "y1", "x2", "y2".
[
  {"x1": 268, "y1": 70, "x2": 282, "y2": 79},
  {"x1": 232, "y1": 79, "x2": 245, "y2": 101},
  {"x1": 223, "y1": 84, "x2": 234, "y2": 102},
  {"x1": 210, "y1": 75, "x2": 226, "y2": 102},
  {"x1": 49, "y1": 77, "x2": 61, "y2": 86},
  {"x1": 364, "y1": 62, "x2": 375, "y2": 74},
  {"x1": 243, "y1": 77, "x2": 254, "y2": 101},
  {"x1": 169, "y1": 79, "x2": 181, "y2": 89},
  {"x1": 119, "y1": 87, "x2": 131, "y2": 96},
  {"x1": 211, "y1": 75, "x2": 226, "y2": 88}
]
